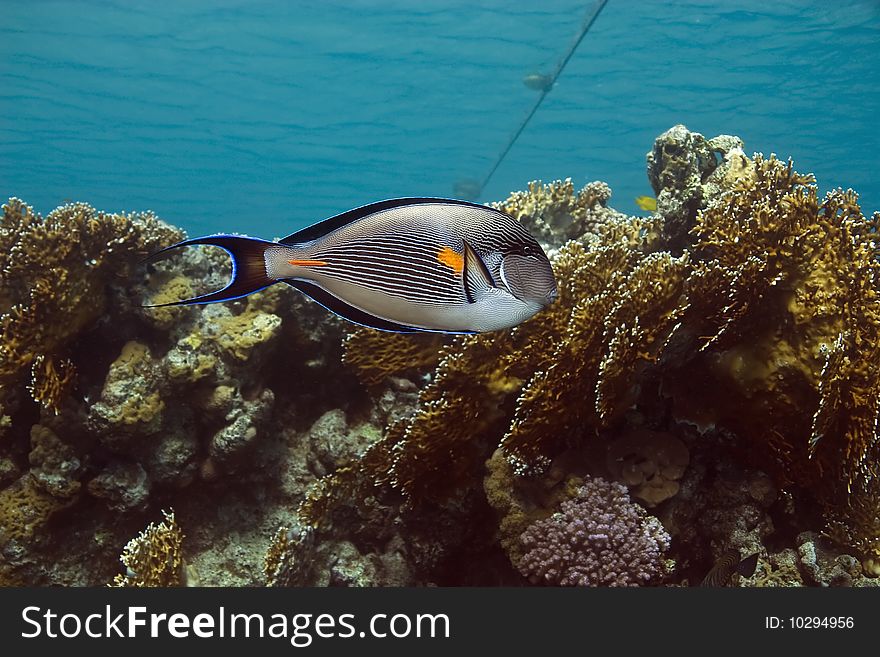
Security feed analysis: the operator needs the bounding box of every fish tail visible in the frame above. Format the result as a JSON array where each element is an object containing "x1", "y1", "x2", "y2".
[{"x1": 142, "y1": 235, "x2": 277, "y2": 307}]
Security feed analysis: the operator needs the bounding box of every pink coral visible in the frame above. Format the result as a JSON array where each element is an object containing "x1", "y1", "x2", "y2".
[{"x1": 518, "y1": 476, "x2": 670, "y2": 586}]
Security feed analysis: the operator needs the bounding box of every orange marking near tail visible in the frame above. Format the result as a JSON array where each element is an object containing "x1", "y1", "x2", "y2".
[
  {"x1": 288, "y1": 259, "x2": 328, "y2": 267},
  {"x1": 437, "y1": 246, "x2": 464, "y2": 274}
]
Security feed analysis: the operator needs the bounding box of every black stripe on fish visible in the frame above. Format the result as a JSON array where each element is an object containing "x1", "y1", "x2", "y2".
[
  {"x1": 311, "y1": 244, "x2": 466, "y2": 302},
  {"x1": 462, "y1": 239, "x2": 496, "y2": 304},
  {"x1": 352, "y1": 236, "x2": 457, "y2": 260},
  {"x1": 316, "y1": 256, "x2": 462, "y2": 298},
  {"x1": 279, "y1": 197, "x2": 505, "y2": 246},
  {"x1": 312, "y1": 265, "x2": 463, "y2": 305},
  {"x1": 315, "y1": 244, "x2": 461, "y2": 284}
]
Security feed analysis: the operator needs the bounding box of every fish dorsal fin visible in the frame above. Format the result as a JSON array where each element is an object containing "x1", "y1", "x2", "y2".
[
  {"x1": 279, "y1": 197, "x2": 493, "y2": 246},
  {"x1": 737, "y1": 553, "x2": 759, "y2": 578},
  {"x1": 284, "y1": 279, "x2": 422, "y2": 333},
  {"x1": 462, "y1": 239, "x2": 496, "y2": 304}
]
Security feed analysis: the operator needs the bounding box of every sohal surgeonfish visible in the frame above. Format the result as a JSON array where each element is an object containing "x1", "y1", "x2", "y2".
[
  {"x1": 144, "y1": 198, "x2": 558, "y2": 334},
  {"x1": 699, "y1": 549, "x2": 759, "y2": 587}
]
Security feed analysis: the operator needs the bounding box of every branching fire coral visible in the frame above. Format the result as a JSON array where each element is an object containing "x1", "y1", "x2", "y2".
[
  {"x1": 111, "y1": 510, "x2": 184, "y2": 587},
  {"x1": 493, "y1": 178, "x2": 621, "y2": 244}
]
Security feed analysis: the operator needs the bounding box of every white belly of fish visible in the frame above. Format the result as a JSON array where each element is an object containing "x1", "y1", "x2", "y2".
[{"x1": 307, "y1": 272, "x2": 539, "y2": 333}]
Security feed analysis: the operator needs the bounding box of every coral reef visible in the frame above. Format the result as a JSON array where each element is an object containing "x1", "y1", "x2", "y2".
[
  {"x1": 295, "y1": 126, "x2": 880, "y2": 583},
  {"x1": 0, "y1": 195, "x2": 358, "y2": 585},
  {"x1": 517, "y1": 476, "x2": 670, "y2": 586},
  {"x1": 0, "y1": 199, "x2": 183, "y2": 413},
  {"x1": 2, "y1": 124, "x2": 878, "y2": 588},
  {"x1": 494, "y1": 178, "x2": 625, "y2": 245}
]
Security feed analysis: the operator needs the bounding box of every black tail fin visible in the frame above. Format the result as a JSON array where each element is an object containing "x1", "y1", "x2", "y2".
[{"x1": 142, "y1": 234, "x2": 277, "y2": 307}]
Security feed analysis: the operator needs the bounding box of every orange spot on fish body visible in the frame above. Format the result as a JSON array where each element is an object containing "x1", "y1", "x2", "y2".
[
  {"x1": 288, "y1": 259, "x2": 328, "y2": 267},
  {"x1": 437, "y1": 246, "x2": 464, "y2": 274}
]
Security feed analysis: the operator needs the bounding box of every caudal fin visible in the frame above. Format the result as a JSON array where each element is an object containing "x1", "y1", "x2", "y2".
[{"x1": 142, "y1": 235, "x2": 277, "y2": 307}]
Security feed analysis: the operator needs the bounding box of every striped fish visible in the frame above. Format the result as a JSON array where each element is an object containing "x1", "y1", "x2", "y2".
[
  {"x1": 144, "y1": 197, "x2": 558, "y2": 333},
  {"x1": 699, "y1": 550, "x2": 759, "y2": 587}
]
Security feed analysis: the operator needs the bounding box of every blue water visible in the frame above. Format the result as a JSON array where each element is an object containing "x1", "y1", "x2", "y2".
[{"x1": 1, "y1": 0, "x2": 878, "y2": 237}]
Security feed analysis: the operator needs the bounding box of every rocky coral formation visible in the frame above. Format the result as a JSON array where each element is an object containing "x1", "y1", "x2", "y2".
[
  {"x1": 0, "y1": 197, "x2": 357, "y2": 585},
  {"x1": 517, "y1": 476, "x2": 670, "y2": 586},
  {"x1": 646, "y1": 124, "x2": 744, "y2": 251}
]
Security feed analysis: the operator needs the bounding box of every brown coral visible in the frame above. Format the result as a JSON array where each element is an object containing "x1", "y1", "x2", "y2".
[
  {"x1": 493, "y1": 178, "x2": 628, "y2": 244},
  {"x1": 110, "y1": 510, "x2": 184, "y2": 587},
  {"x1": 0, "y1": 474, "x2": 73, "y2": 584},
  {"x1": 342, "y1": 328, "x2": 448, "y2": 388},
  {"x1": 605, "y1": 429, "x2": 689, "y2": 506},
  {"x1": 668, "y1": 157, "x2": 880, "y2": 557},
  {"x1": 264, "y1": 525, "x2": 315, "y2": 586},
  {"x1": 28, "y1": 355, "x2": 75, "y2": 414},
  {"x1": 0, "y1": 198, "x2": 183, "y2": 411}
]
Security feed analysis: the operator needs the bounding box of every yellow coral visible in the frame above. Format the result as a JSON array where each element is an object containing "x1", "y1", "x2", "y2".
[
  {"x1": 677, "y1": 158, "x2": 880, "y2": 556},
  {"x1": 494, "y1": 178, "x2": 624, "y2": 243},
  {"x1": 212, "y1": 303, "x2": 282, "y2": 361},
  {"x1": 28, "y1": 355, "x2": 75, "y2": 414},
  {"x1": 264, "y1": 525, "x2": 315, "y2": 586},
  {"x1": 0, "y1": 198, "x2": 183, "y2": 411},
  {"x1": 144, "y1": 275, "x2": 195, "y2": 331},
  {"x1": 342, "y1": 328, "x2": 448, "y2": 388},
  {"x1": 99, "y1": 341, "x2": 165, "y2": 431},
  {"x1": 110, "y1": 510, "x2": 184, "y2": 587},
  {"x1": 0, "y1": 474, "x2": 70, "y2": 545}
]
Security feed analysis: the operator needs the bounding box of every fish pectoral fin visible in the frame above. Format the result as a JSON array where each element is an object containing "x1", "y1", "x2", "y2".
[
  {"x1": 284, "y1": 279, "x2": 421, "y2": 333},
  {"x1": 461, "y1": 239, "x2": 496, "y2": 304}
]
